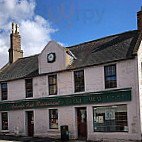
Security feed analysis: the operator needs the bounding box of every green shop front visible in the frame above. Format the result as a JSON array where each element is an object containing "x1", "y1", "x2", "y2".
[{"x1": 0, "y1": 88, "x2": 131, "y2": 139}]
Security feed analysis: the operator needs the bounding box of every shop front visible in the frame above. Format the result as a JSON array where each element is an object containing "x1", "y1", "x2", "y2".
[
  {"x1": 93, "y1": 105, "x2": 128, "y2": 132},
  {"x1": 0, "y1": 88, "x2": 132, "y2": 140}
]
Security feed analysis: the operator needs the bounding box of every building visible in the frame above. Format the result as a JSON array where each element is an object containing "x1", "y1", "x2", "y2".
[{"x1": 0, "y1": 8, "x2": 142, "y2": 142}]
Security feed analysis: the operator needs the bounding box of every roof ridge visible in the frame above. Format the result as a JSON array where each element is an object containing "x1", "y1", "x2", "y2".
[{"x1": 67, "y1": 30, "x2": 139, "y2": 48}]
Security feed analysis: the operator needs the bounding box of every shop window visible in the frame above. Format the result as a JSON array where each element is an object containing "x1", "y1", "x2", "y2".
[
  {"x1": 1, "y1": 112, "x2": 8, "y2": 130},
  {"x1": 104, "y1": 64, "x2": 117, "y2": 88},
  {"x1": 1, "y1": 83, "x2": 8, "y2": 100},
  {"x1": 48, "y1": 75, "x2": 57, "y2": 95},
  {"x1": 93, "y1": 105, "x2": 128, "y2": 132},
  {"x1": 74, "y1": 70, "x2": 85, "y2": 92},
  {"x1": 25, "y1": 79, "x2": 33, "y2": 98},
  {"x1": 49, "y1": 109, "x2": 58, "y2": 129}
]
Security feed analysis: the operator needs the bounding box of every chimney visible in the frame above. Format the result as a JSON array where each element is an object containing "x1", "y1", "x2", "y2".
[
  {"x1": 9, "y1": 23, "x2": 23, "y2": 64},
  {"x1": 137, "y1": 6, "x2": 142, "y2": 31}
]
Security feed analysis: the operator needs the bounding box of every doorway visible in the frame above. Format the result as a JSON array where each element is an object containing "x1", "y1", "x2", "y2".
[
  {"x1": 26, "y1": 111, "x2": 34, "y2": 136},
  {"x1": 77, "y1": 107, "x2": 87, "y2": 139}
]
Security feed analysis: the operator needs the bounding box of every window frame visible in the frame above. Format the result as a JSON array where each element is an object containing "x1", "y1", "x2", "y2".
[
  {"x1": 25, "y1": 78, "x2": 33, "y2": 98},
  {"x1": 74, "y1": 70, "x2": 85, "y2": 92},
  {"x1": 1, "y1": 112, "x2": 8, "y2": 131},
  {"x1": 93, "y1": 104, "x2": 128, "y2": 133},
  {"x1": 48, "y1": 74, "x2": 57, "y2": 95},
  {"x1": 1, "y1": 82, "x2": 8, "y2": 101},
  {"x1": 104, "y1": 64, "x2": 117, "y2": 89},
  {"x1": 49, "y1": 109, "x2": 58, "y2": 129}
]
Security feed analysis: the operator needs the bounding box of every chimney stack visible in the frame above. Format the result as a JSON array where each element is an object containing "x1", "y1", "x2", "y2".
[
  {"x1": 137, "y1": 6, "x2": 142, "y2": 31},
  {"x1": 9, "y1": 23, "x2": 23, "y2": 64}
]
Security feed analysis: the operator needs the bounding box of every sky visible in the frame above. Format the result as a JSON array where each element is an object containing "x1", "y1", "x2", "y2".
[{"x1": 0, "y1": 0, "x2": 141, "y2": 68}]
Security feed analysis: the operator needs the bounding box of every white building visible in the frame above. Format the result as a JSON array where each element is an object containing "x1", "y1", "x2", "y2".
[{"x1": 0, "y1": 8, "x2": 142, "y2": 142}]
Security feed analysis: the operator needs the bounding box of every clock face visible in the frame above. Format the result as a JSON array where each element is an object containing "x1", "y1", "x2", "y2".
[{"x1": 47, "y1": 53, "x2": 56, "y2": 63}]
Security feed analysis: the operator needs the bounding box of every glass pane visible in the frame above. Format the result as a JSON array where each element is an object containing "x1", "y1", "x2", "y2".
[
  {"x1": 2, "y1": 92, "x2": 7, "y2": 100},
  {"x1": 26, "y1": 79, "x2": 33, "y2": 98},
  {"x1": 50, "y1": 110, "x2": 58, "y2": 129},
  {"x1": 93, "y1": 105, "x2": 128, "y2": 132},
  {"x1": 50, "y1": 119, "x2": 58, "y2": 129},
  {"x1": 105, "y1": 65, "x2": 116, "y2": 76},
  {"x1": 49, "y1": 85, "x2": 57, "y2": 95},
  {"x1": 2, "y1": 112, "x2": 8, "y2": 130},
  {"x1": 2, "y1": 83, "x2": 7, "y2": 89},
  {"x1": 26, "y1": 91, "x2": 33, "y2": 97},
  {"x1": 74, "y1": 70, "x2": 84, "y2": 92},
  {"x1": 26, "y1": 79, "x2": 32, "y2": 84},
  {"x1": 49, "y1": 75, "x2": 57, "y2": 84},
  {"x1": 48, "y1": 75, "x2": 57, "y2": 95}
]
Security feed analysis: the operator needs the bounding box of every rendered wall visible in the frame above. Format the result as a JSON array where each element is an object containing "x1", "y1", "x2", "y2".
[
  {"x1": 137, "y1": 41, "x2": 142, "y2": 134},
  {"x1": 8, "y1": 79, "x2": 25, "y2": 101},
  {"x1": 38, "y1": 41, "x2": 66, "y2": 74},
  {"x1": 0, "y1": 59, "x2": 141, "y2": 140}
]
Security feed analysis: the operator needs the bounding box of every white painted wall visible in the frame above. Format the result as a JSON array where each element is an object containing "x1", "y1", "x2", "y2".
[
  {"x1": 38, "y1": 41, "x2": 67, "y2": 74},
  {"x1": 8, "y1": 79, "x2": 25, "y2": 101},
  {"x1": 33, "y1": 76, "x2": 48, "y2": 98},
  {"x1": 0, "y1": 56, "x2": 141, "y2": 141},
  {"x1": 137, "y1": 41, "x2": 142, "y2": 133},
  {"x1": 58, "y1": 71, "x2": 73, "y2": 95},
  {"x1": 9, "y1": 110, "x2": 25, "y2": 136}
]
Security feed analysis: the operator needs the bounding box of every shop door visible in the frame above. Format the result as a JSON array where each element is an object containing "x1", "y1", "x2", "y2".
[
  {"x1": 77, "y1": 108, "x2": 87, "y2": 139},
  {"x1": 27, "y1": 111, "x2": 34, "y2": 136}
]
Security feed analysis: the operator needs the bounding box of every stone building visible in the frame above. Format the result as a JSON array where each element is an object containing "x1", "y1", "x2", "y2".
[{"x1": 0, "y1": 8, "x2": 142, "y2": 142}]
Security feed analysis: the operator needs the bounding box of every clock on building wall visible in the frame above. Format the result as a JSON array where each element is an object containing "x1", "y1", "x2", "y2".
[{"x1": 47, "y1": 53, "x2": 56, "y2": 63}]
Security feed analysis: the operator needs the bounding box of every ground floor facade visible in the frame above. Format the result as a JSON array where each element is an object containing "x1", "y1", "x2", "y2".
[{"x1": 0, "y1": 88, "x2": 141, "y2": 141}]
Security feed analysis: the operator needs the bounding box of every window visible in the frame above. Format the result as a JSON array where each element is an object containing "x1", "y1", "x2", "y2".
[
  {"x1": 48, "y1": 75, "x2": 57, "y2": 95},
  {"x1": 1, "y1": 83, "x2": 7, "y2": 100},
  {"x1": 25, "y1": 79, "x2": 33, "y2": 98},
  {"x1": 104, "y1": 64, "x2": 117, "y2": 88},
  {"x1": 74, "y1": 70, "x2": 85, "y2": 92},
  {"x1": 1, "y1": 112, "x2": 8, "y2": 130},
  {"x1": 93, "y1": 105, "x2": 128, "y2": 132},
  {"x1": 49, "y1": 109, "x2": 58, "y2": 129}
]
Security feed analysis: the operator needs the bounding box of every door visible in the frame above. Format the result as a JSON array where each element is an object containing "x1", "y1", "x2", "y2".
[
  {"x1": 77, "y1": 107, "x2": 87, "y2": 139},
  {"x1": 27, "y1": 111, "x2": 34, "y2": 136}
]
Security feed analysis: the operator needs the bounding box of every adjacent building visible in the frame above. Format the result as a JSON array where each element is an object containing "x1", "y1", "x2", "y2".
[{"x1": 0, "y1": 8, "x2": 142, "y2": 142}]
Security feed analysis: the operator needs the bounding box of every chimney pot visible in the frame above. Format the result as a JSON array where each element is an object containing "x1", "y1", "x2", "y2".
[
  {"x1": 15, "y1": 24, "x2": 19, "y2": 34},
  {"x1": 12, "y1": 22, "x2": 15, "y2": 34}
]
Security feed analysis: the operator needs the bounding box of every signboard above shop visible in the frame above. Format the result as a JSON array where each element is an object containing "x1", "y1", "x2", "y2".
[{"x1": 0, "y1": 88, "x2": 131, "y2": 111}]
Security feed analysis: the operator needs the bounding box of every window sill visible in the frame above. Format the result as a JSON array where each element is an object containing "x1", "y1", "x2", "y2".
[
  {"x1": 74, "y1": 91, "x2": 85, "y2": 94},
  {"x1": 48, "y1": 94, "x2": 58, "y2": 97},
  {"x1": 25, "y1": 97, "x2": 33, "y2": 99},
  {"x1": 47, "y1": 129, "x2": 59, "y2": 132},
  {"x1": 93, "y1": 131, "x2": 128, "y2": 133},
  {"x1": 104, "y1": 87, "x2": 117, "y2": 91},
  {"x1": 1, "y1": 130, "x2": 9, "y2": 133},
  {"x1": 0, "y1": 100, "x2": 8, "y2": 102}
]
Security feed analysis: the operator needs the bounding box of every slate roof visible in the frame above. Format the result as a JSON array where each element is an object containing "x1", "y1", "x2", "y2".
[
  {"x1": 0, "y1": 55, "x2": 38, "y2": 82},
  {"x1": 0, "y1": 30, "x2": 141, "y2": 82},
  {"x1": 68, "y1": 30, "x2": 141, "y2": 68}
]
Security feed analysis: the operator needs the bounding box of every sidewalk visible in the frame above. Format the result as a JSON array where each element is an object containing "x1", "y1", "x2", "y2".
[
  {"x1": 0, "y1": 134, "x2": 89, "y2": 142},
  {"x1": 0, "y1": 134, "x2": 141, "y2": 142}
]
